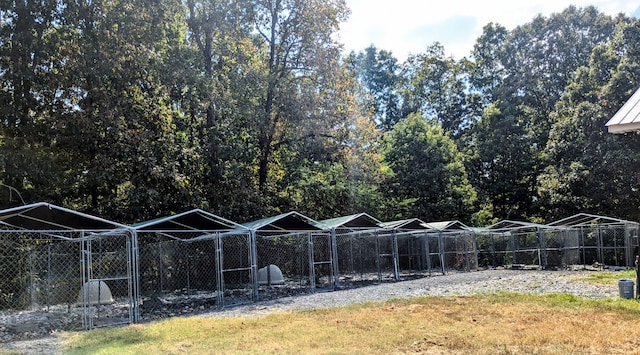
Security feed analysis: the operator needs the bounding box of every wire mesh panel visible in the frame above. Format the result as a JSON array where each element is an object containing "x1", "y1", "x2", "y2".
[
  {"x1": 310, "y1": 233, "x2": 334, "y2": 290},
  {"x1": 217, "y1": 232, "x2": 254, "y2": 306},
  {"x1": 376, "y1": 233, "x2": 398, "y2": 281},
  {"x1": 334, "y1": 232, "x2": 379, "y2": 286},
  {"x1": 0, "y1": 229, "x2": 135, "y2": 339},
  {"x1": 561, "y1": 228, "x2": 581, "y2": 266},
  {"x1": 255, "y1": 233, "x2": 312, "y2": 300},
  {"x1": 540, "y1": 228, "x2": 568, "y2": 268},
  {"x1": 600, "y1": 226, "x2": 626, "y2": 266},
  {"x1": 80, "y1": 232, "x2": 135, "y2": 329},
  {"x1": 425, "y1": 233, "x2": 445, "y2": 274},
  {"x1": 136, "y1": 232, "x2": 218, "y2": 321},
  {"x1": 441, "y1": 232, "x2": 477, "y2": 272},
  {"x1": 396, "y1": 232, "x2": 427, "y2": 277},
  {"x1": 476, "y1": 232, "x2": 511, "y2": 268},
  {"x1": 510, "y1": 230, "x2": 542, "y2": 267}
]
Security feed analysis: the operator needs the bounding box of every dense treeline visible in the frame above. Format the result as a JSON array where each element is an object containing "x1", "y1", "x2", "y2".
[{"x1": 1, "y1": 2, "x2": 640, "y2": 225}]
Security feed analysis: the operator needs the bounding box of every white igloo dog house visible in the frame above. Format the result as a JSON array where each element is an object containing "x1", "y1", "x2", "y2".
[
  {"x1": 257, "y1": 264, "x2": 285, "y2": 285},
  {"x1": 77, "y1": 280, "x2": 115, "y2": 305}
]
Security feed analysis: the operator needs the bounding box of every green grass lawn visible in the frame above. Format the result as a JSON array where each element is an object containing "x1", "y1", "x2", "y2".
[{"x1": 52, "y1": 290, "x2": 640, "y2": 354}]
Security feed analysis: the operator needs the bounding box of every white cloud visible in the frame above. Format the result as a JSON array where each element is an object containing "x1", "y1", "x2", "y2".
[{"x1": 338, "y1": 0, "x2": 640, "y2": 61}]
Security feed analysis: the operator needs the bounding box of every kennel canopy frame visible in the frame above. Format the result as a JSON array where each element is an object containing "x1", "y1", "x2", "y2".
[
  {"x1": 424, "y1": 220, "x2": 478, "y2": 273},
  {"x1": 316, "y1": 212, "x2": 385, "y2": 233},
  {"x1": 243, "y1": 211, "x2": 323, "y2": 233},
  {"x1": 481, "y1": 219, "x2": 551, "y2": 234},
  {"x1": 424, "y1": 220, "x2": 473, "y2": 232},
  {"x1": 132, "y1": 208, "x2": 250, "y2": 239},
  {"x1": 242, "y1": 211, "x2": 328, "y2": 293},
  {"x1": 318, "y1": 213, "x2": 393, "y2": 282},
  {"x1": 0, "y1": 202, "x2": 130, "y2": 232},
  {"x1": 381, "y1": 218, "x2": 436, "y2": 276},
  {"x1": 548, "y1": 213, "x2": 640, "y2": 228},
  {"x1": 548, "y1": 213, "x2": 639, "y2": 268},
  {"x1": 132, "y1": 209, "x2": 252, "y2": 306},
  {"x1": 473, "y1": 219, "x2": 556, "y2": 268},
  {"x1": 383, "y1": 218, "x2": 432, "y2": 231}
]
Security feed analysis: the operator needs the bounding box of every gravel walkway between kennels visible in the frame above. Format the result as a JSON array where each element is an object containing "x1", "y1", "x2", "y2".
[{"x1": 0, "y1": 269, "x2": 627, "y2": 354}]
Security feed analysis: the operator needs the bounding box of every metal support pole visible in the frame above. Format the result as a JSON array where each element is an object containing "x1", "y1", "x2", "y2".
[
  {"x1": 472, "y1": 231, "x2": 479, "y2": 271},
  {"x1": 438, "y1": 232, "x2": 445, "y2": 275},
  {"x1": 331, "y1": 229, "x2": 340, "y2": 289},
  {"x1": 308, "y1": 233, "x2": 315, "y2": 292},
  {"x1": 425, "y1": 232, "x2": 432, "y2": 276},
  {"x1": 392, "y1": 230, "x2": 400, "y2": 281},
  {"x1": 130, "y1": 230, "x2": 140, "y2": 323},
  {"x1": 537, "y1": 228, "x2": 546, "y2": 269},
  {"x1": 375, "y1": 231, "x2": 381, "y2": 282},
  {"x1": 250, "y1": 230, "x2": 259, "y2": 302},
  {"x1": 215, "y1": 234, "x2": 224, "y2": 306},
  {"x1": 509, "y1": 232, "x2": 516, "y2": 266}
]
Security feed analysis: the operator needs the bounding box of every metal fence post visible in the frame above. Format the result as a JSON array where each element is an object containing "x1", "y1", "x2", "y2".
[
  {"x1": 438, "y1": 232, "x2": 445, "y2": 275},
  {"x1": 215, "y1": 233, "x2": 224, "y2": 306},
  {"x1": 424, "y1": 232, "x2": 431, "y2": 276},
  {"x1": 392, "y1": 230, "x2": 400, "y2": 281},
  {"x1": 331, "y1": 228, "x2": 340, "y2": 289},
  {"x1": 250, "y1": 230, "x2": 258, "y2": 302},
  {"x1": 308, "y1": 232, "x2": 315, "y2": 292}
]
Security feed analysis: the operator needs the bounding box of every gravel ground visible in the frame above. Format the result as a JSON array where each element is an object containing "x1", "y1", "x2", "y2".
[{"x1": 0, "y1": 268, "x2": 627, "y2": 354}]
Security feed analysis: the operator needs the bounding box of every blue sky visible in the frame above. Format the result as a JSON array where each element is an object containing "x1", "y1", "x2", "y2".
[{"x1": 338, "y1": 0, "x2": 640, "y2": 61}]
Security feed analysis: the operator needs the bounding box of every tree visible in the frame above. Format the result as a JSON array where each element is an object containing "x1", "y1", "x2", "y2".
[
  {"x1": 381, "y1": 114, "x2": 476, "y2": 222},
  {"x1": 273, "y1": 56, "x2": 389, "y2": 218},
  {"x1": 43, "y1": 0, "x2": 202, "y2": 221},
  {"x1": 538, "y1": 19, "x2": 640, "y2": 221},
  {"x1": 467, "y1": 103, "x2": 535, "y2": 221},
  {"x1": 465, "y1": 6, "x2": 622, "y2": 221},
  {"x1": 0, "y1": 0, "x2": 68, "y2": 207},
  {"x1": 400, "y1": 44, "x2": 477, "y2": 139},
  {"x1": 253, "y1": 0, "x2": 349, "y2": 193},
  {"x1": 348, "y1": 46, "x2": 402, "y2": 131}
]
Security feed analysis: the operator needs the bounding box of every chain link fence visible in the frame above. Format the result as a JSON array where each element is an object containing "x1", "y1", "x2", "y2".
[
  {"x1": 0, "y1": 229, "x2": 135, "y2": 338},
  {"x1": 476, "y1": 223, "x2": 638, "y2": 269},
  {"x1": 333, "y1": 229, "x2": 479, "y2": 289},
  {"x1": 253, "y1": 232, "x2": 335, "y2": 300},
  {"x1": 136, "y1": 231, "x2": 255, "y2": 321}
]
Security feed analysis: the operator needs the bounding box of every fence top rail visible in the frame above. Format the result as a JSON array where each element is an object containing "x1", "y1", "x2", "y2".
[
  {"x1": 242, "y1": 211, "x2": 322, "y2": 232},
  {"x1": 548, "y1": 213, "x2": 640, "y2": 227},
  {"x1": 0, "y1": 229, "x2": 132, "y2": 242},
  {"x1": 132, "y1": 208, "x2": 248, "y2": 232},
  {"x1": 315, "y1": 213, "x2": 384, "y2": 231}
]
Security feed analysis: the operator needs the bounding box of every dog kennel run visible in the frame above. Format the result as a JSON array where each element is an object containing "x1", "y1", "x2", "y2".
[
  {"x1": 132, "y1": 209, "x2": 253, "y2": 320},
  {"x1": 243, "y1": 211, "x2": 334, "y2": 300},
  {"x1": 0, "y1": 202, "x2": 137, "y2": 334},
  {"x1": 475, "y1": 214, "x2": 639, "y2": 269}
]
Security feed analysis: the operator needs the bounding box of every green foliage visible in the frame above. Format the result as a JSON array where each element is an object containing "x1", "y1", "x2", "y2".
[
  {"x1": 538, "y1": 19, "x2": 640, "y2": 221},
  {"x1": 1, "y1": 2, "x2": 640, "y2": 226},
  {"x1": 381, "y1": 114, "x2": 476, "y2": 221},
  {"x1": 348, "y1": 45, "x2": 403, "y2": 131}
]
